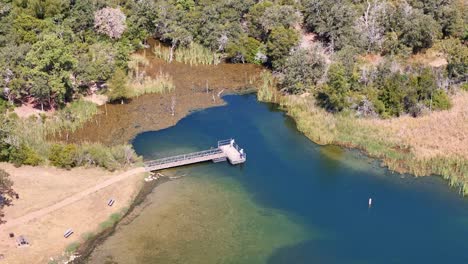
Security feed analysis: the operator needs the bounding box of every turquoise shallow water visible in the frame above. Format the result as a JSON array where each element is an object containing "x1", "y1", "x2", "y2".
[{"x1": 91, "y1": 94, "x2": 468, "y2": 263}]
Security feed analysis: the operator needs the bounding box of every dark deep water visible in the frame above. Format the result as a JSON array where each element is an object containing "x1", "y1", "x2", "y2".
[{"x1": 91, "y1": 94, "x2": 468, "y2": 263}]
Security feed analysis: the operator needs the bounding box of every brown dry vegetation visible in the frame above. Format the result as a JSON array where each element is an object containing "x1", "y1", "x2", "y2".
[
  {"x1": 364, "y1": 92, "x2": 468, "y2": 160},
  {"x1": 279, "y1": 91, "x2": 468, "y2": 193},
  {"x1": 0, "y1": 163, "x2": 144, "y2": 264}
]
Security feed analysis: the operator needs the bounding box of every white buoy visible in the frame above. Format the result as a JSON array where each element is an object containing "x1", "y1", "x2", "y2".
[{"x1": 368, "y1": 198, "x2": 373, "y2": 208}]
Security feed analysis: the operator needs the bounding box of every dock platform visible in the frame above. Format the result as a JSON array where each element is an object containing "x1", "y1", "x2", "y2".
[{"x1": 144, "y1": 139, "x2": 246, "y2": 172}]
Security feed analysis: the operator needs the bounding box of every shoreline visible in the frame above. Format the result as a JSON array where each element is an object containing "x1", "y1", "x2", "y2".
[
  {"x1": 0, "y1": 164, "x2": 145, "y2": 264},
  {"x1": 2, "y1": 89, "x2": 465, "y2": 263},
  {"x1": 72, "y1": 175, "x2": 171, "y2": 264},
  {"x1": 268, "y1": 92, "x2": 468, "y2": 194}
]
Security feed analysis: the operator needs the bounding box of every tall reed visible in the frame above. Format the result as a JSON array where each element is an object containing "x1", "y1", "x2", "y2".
[
  {"x1": 257, "y1": 70, "x2": 278, "y2": 102},
  {"x1": 153, "y1": 43, "x2": 222, "y2": 65},
  {"x1": 279, "y1": 94, "x2": 468, "y2": 195},
  {"x1": 129, "y1": 72, "x2": 175, "y2": 97}
]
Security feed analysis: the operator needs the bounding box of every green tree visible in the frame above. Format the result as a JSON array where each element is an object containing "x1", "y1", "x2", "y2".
[
  {"x1": 30, "y1": 72, "x2": 50, "y2": 111},
  {"x1": 107, "y1": 68, "x2": 130, "y2": 104},
  {"x1": 436, "y1": 38, "x2": 467, "y2": 81},
  {"x1": 266, "y1": 26, "x2": 298, "y2": 69},
  {"x1": 245, "y1": 1, "x2": 274, "y2": 40},
  {"x1": 12, "y1": 13, "x2": 49, "y2": 44},
  {"x1": 75, "y1": 43, "x2": 117, "y2": 86},
  {"x1": 378, "y1": 73, "x2": 407, "y2": 117},
  {"x1": 281, "y1": 46, "x2": 327, "y2": 94},
  {"x1": 322, "y1": 63, "x2": 351, "y2": 112},
  {"x1": 66, "y1": 0, "x2": 95, "y2": 40},
  {"x1": 26, "y1": 33, "x2": 76, "y2": 107},
  {"x1": 400, "y1": 10, "x2": 441, "y2": 53},
  {"x1": 0, "y1": 168, "x2": 18, "y2": 225},
  {"x1": 226, "y1": 36, "x2": 263, "y2": 64},
  {"x1": 303, "y1": 0, "x2": 357, "y2": 50}
]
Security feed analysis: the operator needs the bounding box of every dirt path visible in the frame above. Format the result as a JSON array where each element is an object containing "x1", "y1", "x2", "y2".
[{"x1": 0, "y1": 167, "x2": 145, "y2": 231}]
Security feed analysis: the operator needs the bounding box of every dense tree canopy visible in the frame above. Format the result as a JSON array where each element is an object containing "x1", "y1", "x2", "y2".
[{"x1": 0, "y1": 0, "x2": 465, "y2": 119}]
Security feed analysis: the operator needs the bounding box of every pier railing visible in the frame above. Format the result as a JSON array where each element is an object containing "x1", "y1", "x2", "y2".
[
  {"x1": 145, "y1": 148, "x2": 223, "y2": 168},
  {"x1": 218, "y1": 139, "x2": 246, "y2": 159}
]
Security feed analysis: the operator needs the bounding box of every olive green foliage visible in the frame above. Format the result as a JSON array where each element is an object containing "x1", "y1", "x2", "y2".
[
  {"x1": 461, "y1": 83, "x2": 468, "y2": 92},
  {"x1": 0, "y1": 98, "x2": 8, "y2": 113},
  {"x1": 0, "y1": 100, "x2": 140, "y2": 170},
  {"x1": 150, "y1": 0, "x2": 299, "y2": 68},
  {"x1": 226, "y1": 36, "x2": 263, "y2": 64},
  {"x1": 266, "y1": 0, "x2": 463, "y2": 118},
  {"x1": 257, "y1": 70, "x2": 277, "y2": 102},
  {"x1": 266, "y1": 26, "x2": 298, "y2": 69},
  {"x1": 8, "y1": 143, "x2": 43, "y2": 167},
  {"x1": 107, "y1": 68, "x2": 130, "y2": 104},
  {"x1": 318, "y1": 63, "x2": 350, "y2": 112},
  {"x1": 303, "y1": 0, "x2": 357, "y2": 50},
  {"x1": 281, "y1": 46, "x2": 327, "y2": 94},
  {"x1": 154, "y1": 43, "x2": 222, "y2": 65},
  {"x1": 0, "y1": 168, "x2": 17, "y2": 224},
  {"x1": 49, "y1": 144, "x2": 77, "y2": 169},
  {"x1": 435, "y1": 38, "x2": 468, "y2": 81},
  {"x1": 400, "y1": 10, "x2": 441, "y2": 53},
  {"x1": 0, "y1": 0, "x2": 145, "y2": 110}
]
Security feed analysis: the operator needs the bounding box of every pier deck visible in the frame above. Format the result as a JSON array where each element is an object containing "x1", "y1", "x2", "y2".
[{"x1": 144, "y1": 139, "x2": 246, "y2": 172}]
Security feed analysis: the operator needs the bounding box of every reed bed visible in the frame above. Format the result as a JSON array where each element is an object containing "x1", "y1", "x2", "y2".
[
  {"x1": 46, "y1": 100, "x2": 99, "y2": 136},
  {"x1": 153, "y1": 43, "x2": 222, "y2": 65},
  {"x1": 129, "y1": 73, "x2": 175, "y2": 97},
  {"x1": 257, "y1": 70, "x2": 278, "y2": 103},
  {"x1": 5, "y1": 100, "x2": 141, "y2": 170},
  {"x1": 280, "y1": 94, "x2": 468, "y2": 195}
]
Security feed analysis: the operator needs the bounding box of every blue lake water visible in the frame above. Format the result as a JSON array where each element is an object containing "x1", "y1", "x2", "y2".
[{"x1": 89, "y1": 94, "x2": 468, "y2": 263}]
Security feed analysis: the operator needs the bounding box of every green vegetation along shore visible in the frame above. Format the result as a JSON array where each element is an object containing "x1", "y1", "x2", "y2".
[{"x1": 0, "y1": 0, "x2": 466, "y2": 188}]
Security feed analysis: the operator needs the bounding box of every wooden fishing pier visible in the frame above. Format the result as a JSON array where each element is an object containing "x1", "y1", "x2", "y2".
[{"x1": 144, "y1": 139, "x2": 246, "y2": 172}]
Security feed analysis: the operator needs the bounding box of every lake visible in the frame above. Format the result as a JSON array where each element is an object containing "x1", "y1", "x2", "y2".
[{"x1": 88, "y1": 94, "x2": 468, "y2": 263}]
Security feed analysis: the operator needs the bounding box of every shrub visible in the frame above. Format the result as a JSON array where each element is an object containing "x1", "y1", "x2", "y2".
[
  {"x1": 431, "y1": 89, "x2": 452, "y2": 110},
  {"x1": 48, "y1": 144, "x2": 77, "y2": 169},
  {"x1": 0, "y1": 98, "x2": 8, "y2": 114},
  {"x1": 65, "y1": 242, "x2": 80, "y2": 253},
  {"x1": 461, "y1": 83, "x2": 468, "y2": 92},
  {"x1": 281, "y1": 46, "x2": 327, "y2": 94},
  {"x1": 9, "y1": 144, "x2": 43, "y2": 167}
]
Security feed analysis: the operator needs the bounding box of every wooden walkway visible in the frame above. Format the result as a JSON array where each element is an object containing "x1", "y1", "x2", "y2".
[{"x1": 144, "y1": 139, "x2": 246, "y2": 172}]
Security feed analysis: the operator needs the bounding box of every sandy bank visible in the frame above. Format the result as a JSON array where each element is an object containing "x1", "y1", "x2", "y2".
[{"x1": 0, "y1": 163, "x2": 145, "y2": 264}]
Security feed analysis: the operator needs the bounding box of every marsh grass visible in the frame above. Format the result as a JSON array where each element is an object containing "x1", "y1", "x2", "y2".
[
  {"x1": 5, "y1": 100, "x2": 141, "y2": 169},
  {"x1": 65, "y1": 242, "x2": 81, "y2": 253},
  {"x1": 46, "y1": 100, "x2": 99, "y2": 136},
  {"x1": 257, "y1": 70, "x2": 279, "y2": 103},
  {"x1": 9, "y1": 100, "x2": 99, "y2": 157},
  {"x1": 153, "y1": 43, "x2": 222, "y2": 65},
  {"x1": 129, "y1": 72, "x2": 175, "y2": 97},
  {"x1": 99, "y1": 212, "x2": 123, "y2": 230},
  {"x1": 281, "y1": 95, "x2": 468, "y2": 194}
]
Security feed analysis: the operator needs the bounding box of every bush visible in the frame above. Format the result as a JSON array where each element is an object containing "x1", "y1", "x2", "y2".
[
  {"x1": 9, "y1": 144, "x2": 43, "y2": 167},
  {"x1": 65, "y1": 242, "x2": 80, "y2": 253},
  {"x1": 0, "y1": 98, "x2": 8, "y2": 114},
  {"x1": 49, "y1": 144, "x2": 77, "y2": 169},
  {"x1": 461, "y1": 83, "x2": 468, "y2": 92},
  {"x1": 281, "y1": 46, "x2": 327, "y2": 94},
  {"x1": 431, "y1": 89, "x2": 452, "y2": 110},
  {"x1": 75, "y1": 143, "x2": 140, "y2": 171}
]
